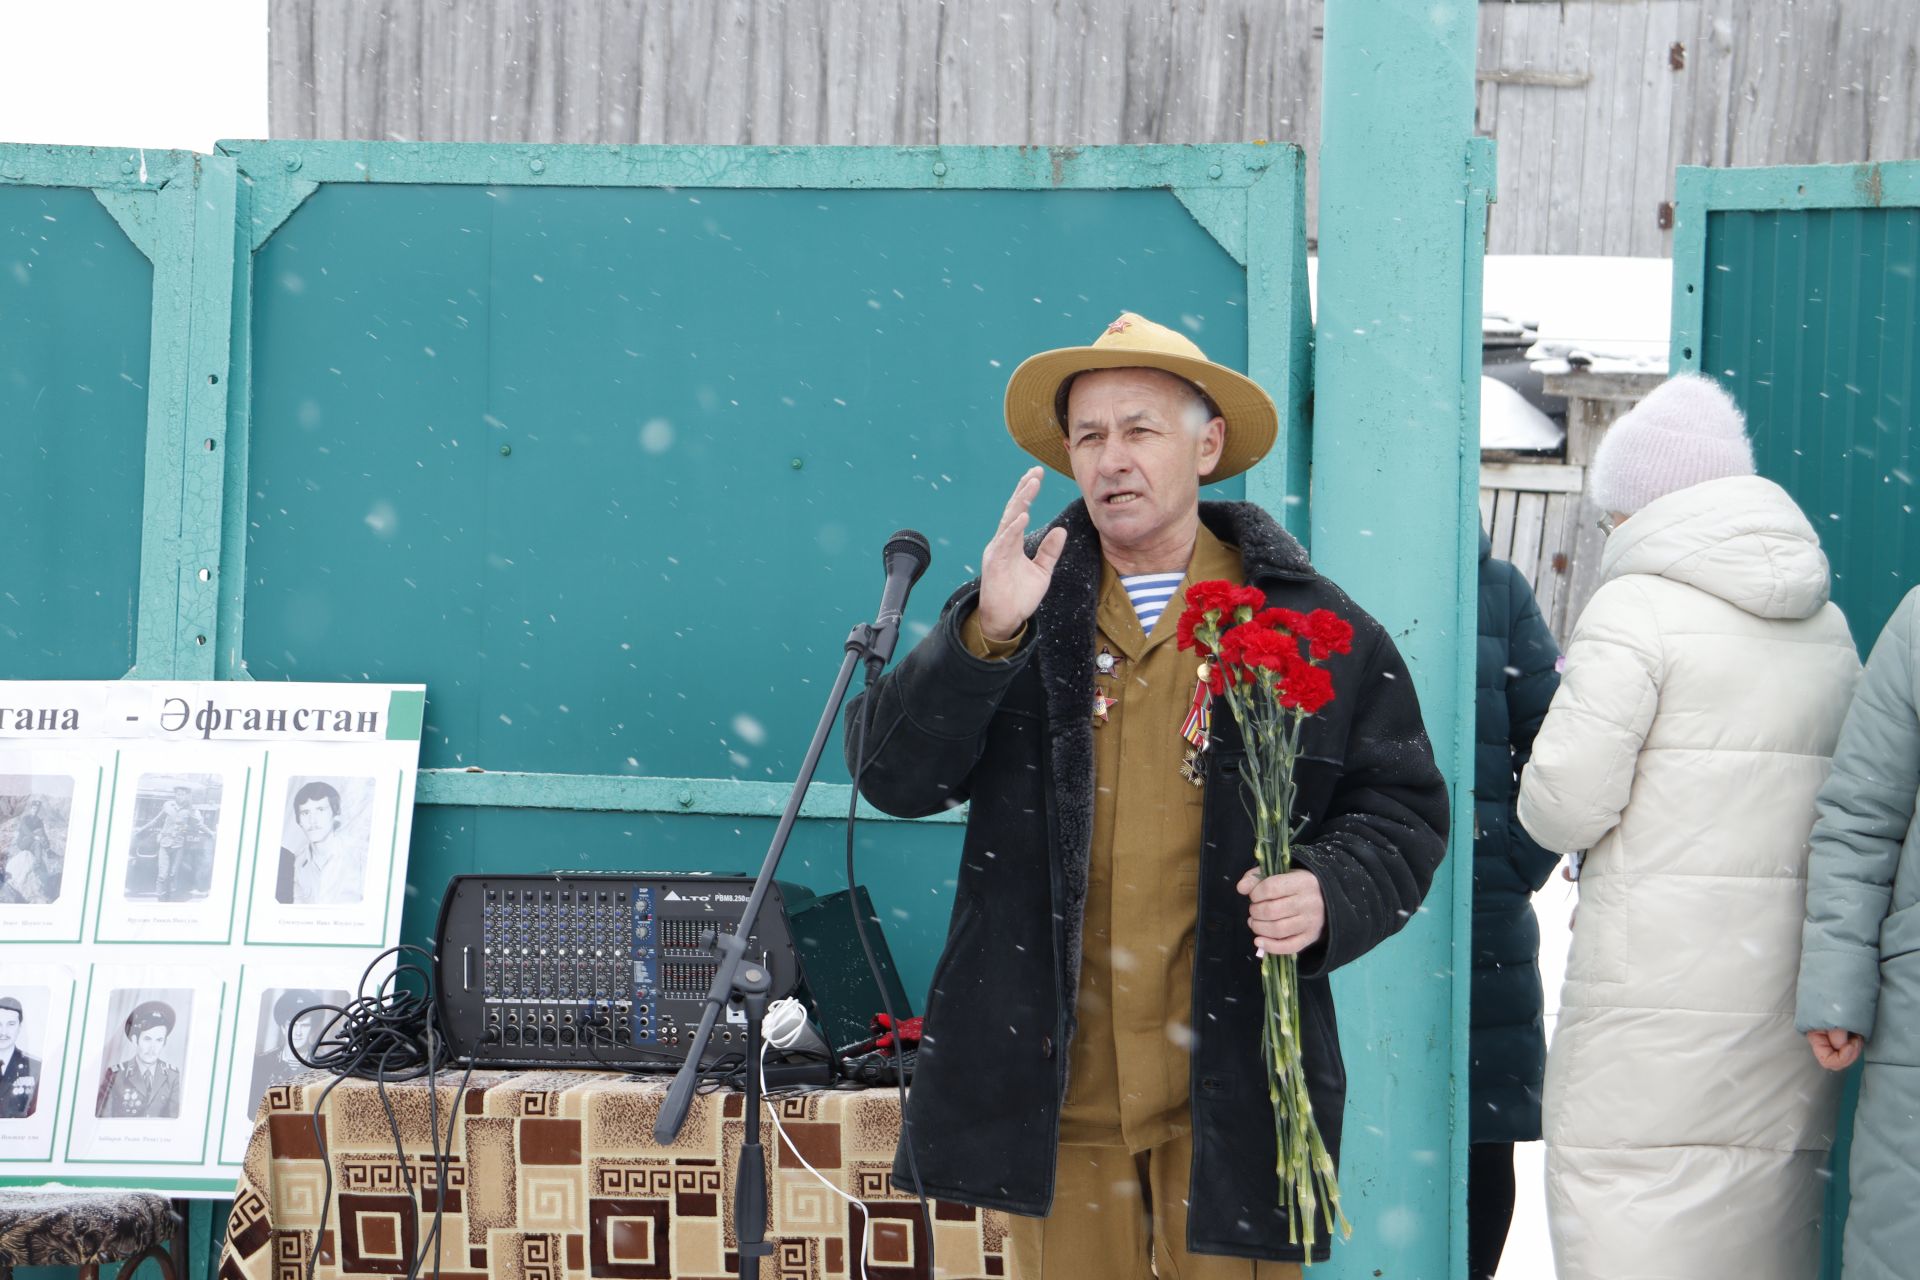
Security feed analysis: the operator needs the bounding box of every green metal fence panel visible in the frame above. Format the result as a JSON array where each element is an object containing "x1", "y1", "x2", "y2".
[
  {"x1": 0, "y1": 153, "x2": 156, "y2": 679},
  {"x1": 218, "y1": 140, "x2": 1312, "y2": 1004},
  {"x1": 1673, "y1": 158, "x2": 1920, "y2": 1280},
  {"x1": 0, "y1": 145, "x2": 238, "y2": 685}
]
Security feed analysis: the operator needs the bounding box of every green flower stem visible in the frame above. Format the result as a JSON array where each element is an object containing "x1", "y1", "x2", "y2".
[{"x1": 1193, "y1": 614, "x2": 1350, "y2": 1260}]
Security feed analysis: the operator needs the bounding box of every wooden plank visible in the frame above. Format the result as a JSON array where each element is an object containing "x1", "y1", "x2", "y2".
[
  {"x1": 1516, "y1": 3, "x2": 1564, "y2": 254},
  {"x1": 1511, "y1": 490, "x2": 1549, "y2": 588},
  {"x1": 1481, "y1": 461, "x2": 1587, "y2": 493},
  {"x1": 1545, "y1": 0, "x2": 1596, "y2": 255},
  {"x1": 1562, "y1": 486, "x2": 1613, "y2": 639},
  {"x1": 1475, "y1": 0, "x2": 1502, "y2": 139},
  {"x1": 266, "y1": 0, "x2": 315, "y2": 139},
  {"x1": 1573, "y1": 0, "x2": 1625, "y2": 254},
  {"x1": 1676, "y1": 0, "x2": 1730, "y2": 168},
  {"x1": 1491, "y1": 488, "x2": 1519, "y2": 563},
  {"x1": 1869, "y1": 0, "x2": 1920, "y2": 161},
  {"x1": 1624, "y1": 0, "x2": 1675, "y2": 257},
  {"x1": 1487, "y1": 0, "x2": 1533, "y2": 254},
  {"x1": 1535, "y1": 490, "x2": 1572, "y2": 638},
  {"x1": 1479, "y1": 485, "x2": 1497, "y2": 532}
]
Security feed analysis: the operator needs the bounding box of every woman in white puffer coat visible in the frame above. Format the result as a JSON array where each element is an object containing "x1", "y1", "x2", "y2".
[{"x1": 1518, "y1": 373, "x2": 1860, "y2": 1280}]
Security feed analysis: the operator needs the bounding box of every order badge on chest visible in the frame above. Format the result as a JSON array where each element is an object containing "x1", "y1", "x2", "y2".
[{"x1": 1090, "y1": 643, "x2": 1212, "y2": 788}]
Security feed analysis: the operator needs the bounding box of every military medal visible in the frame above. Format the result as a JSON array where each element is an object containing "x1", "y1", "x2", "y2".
[
  {"x1": 1092, "y1": 646, "x2": 1123, "y2": 726},
  {"x1": 1179, "y1": 661, "x2": 1213, "y2": 787}
]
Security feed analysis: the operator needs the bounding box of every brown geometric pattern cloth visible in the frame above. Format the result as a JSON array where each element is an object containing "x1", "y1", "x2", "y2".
[{"x1": 217, "y1": 1070, "x2": 1016, "y2": 1280}]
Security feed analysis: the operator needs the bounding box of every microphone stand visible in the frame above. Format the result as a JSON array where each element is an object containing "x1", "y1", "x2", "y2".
[{"x1": 653, "y1": 617, "x2": 893, "y2": 1280}]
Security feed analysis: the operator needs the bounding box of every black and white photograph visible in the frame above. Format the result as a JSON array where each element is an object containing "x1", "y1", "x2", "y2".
[
  {"x1": 272, "y1": 776, "x2": 374, "y2": 906},
  {"x1": 124, "y1": 774, "x2": 221, "y2": 903},
  {"x1": 93, "y1": 987, "x2": 191, "y2": 1120},
  {"x1": 244, "y1": 986, "x2": 346, "y2": 1119},
  {"x1": 0, "y1": 987, "x2": 46, "y2": 1120},
  {"x1": 0, "y1": 776, "x2": 73, "y2": 906}
]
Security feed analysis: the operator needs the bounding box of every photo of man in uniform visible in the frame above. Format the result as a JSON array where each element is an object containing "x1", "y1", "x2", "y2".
[
  {"x1": 0, "y1": 779, "x2": 72, "y2": 906},
  {"x1": 273, "y1": 779, "x2": 371, "y2": 906},
  {"x1": 0, "y1": 996, "x2": 40, "y2": 1119},
  {"x1": 246, "y1": 987, "x2": 343, "y2": 1117},
  {"x1": 129, "y1": 781, "x2": 217, "y2": 902},
  {"x1": 95, "y1": 998, "x2": 184, "y2": 1119}
]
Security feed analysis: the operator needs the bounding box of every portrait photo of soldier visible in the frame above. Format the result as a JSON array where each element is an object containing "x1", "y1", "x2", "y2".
[
  {"x1": 246, "y1": 986, "x2": 345, "y2": 1118},
  {"x1": 272, "y1": 776, "x2": 374, "y2": 906},
  {"x1": 126, "y1": 775, "x2": 221, "y2": 903},
  {"x1": 0, "y1": 777, "x2": 73, "y2": 906},
  {"x1": 95, "y1": 993, "x2": 189, "y2": 1119},
  {"x1": 0, "y1": 994, "x2": 42, "y2": 1119}
]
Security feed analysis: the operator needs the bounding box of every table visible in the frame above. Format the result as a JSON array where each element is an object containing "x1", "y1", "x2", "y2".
[{"x1": 218, "y1": 1069, "x2": 1014, "y2": 1280}]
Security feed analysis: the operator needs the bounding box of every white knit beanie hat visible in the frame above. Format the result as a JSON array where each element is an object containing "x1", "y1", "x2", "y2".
[{"x1": 1588, "y1": 373, "x2": 1756, "y2": 515}]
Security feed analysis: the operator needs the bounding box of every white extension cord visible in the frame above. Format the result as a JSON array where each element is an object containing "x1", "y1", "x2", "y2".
[{"x1": 762, "y1": 997, "x2": 871, "y2": 1280}]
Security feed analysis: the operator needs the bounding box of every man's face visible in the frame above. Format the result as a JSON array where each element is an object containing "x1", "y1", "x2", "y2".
[
  {"x1": 0, "y1": 1011, "x2": 19, "y2": 1054},
  {"x1": 289, "y1": 1013, "x2": 314, "y2": 1053},
  {"x1": 135, "y1": 1026, "x2": 167, "y2": 1066},
  {"x1": 297, "y1": 797, "x2": 337, "y2": 843},
  {"x1": 1064, "y1": 369, "x2": 1224, "y2": 562}
]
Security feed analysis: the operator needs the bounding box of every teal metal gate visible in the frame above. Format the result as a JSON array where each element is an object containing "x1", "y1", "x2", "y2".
[
  {"x1": 1673, "y1": 158, "x2": 1920, "y2": 1280},
  {"x1": 4, "y1": 135, "x2": 1482, "y2": 1278}
]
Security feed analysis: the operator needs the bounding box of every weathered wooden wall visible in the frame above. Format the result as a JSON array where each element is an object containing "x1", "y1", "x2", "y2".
[
  {"x1": 1477, "y1": 0, "x2": 1920, "y2": 256},
  {"x1": 267, "y1": 0, "x2": 1920, "y2": 256}
]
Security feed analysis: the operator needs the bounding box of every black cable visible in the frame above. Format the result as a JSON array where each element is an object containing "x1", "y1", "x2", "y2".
[
  {"x1": 289, "y1": 944, "x2": 456, "y2": 1280},
  {"x1": 846, "y1": 679, "x2": 936, "y2": 1269}
]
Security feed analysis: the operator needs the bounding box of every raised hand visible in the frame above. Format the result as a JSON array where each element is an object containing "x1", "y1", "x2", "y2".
[{"x1": 976, "y1": 466, "x2": 1068, "y2": 642}]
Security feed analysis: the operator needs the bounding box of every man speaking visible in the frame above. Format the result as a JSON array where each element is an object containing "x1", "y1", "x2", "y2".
[{"x1": 847, "y1": 313, "x2": 1449, "y2": 1275}]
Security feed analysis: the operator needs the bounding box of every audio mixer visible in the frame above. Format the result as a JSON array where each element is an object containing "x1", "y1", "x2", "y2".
[{"x1": 434, "y1": 873, "x2": 807, "y2": 1069}]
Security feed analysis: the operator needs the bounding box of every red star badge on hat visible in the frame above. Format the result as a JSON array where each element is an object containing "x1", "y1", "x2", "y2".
[{"x1": 1105, "y1": 317, "x2": 1131, "y2": 335}]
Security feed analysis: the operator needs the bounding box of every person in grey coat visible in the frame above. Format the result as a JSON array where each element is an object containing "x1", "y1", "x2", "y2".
[{"x1": 1798, "y1": 585, "x2": 1920, "y2": 1280}]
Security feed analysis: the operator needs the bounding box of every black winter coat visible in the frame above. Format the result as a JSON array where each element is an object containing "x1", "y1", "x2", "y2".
[
  {"x1": 846, "y1": 500, "x2": 1449, "y2": 1264},
  {"x1": 1469, "y1": 530, "x2": 1561, "y2": 1145}
]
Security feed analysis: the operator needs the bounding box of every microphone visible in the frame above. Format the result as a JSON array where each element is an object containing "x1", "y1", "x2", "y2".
[{"x1": 863, "y1": 529, "x2": 931, "y2": 676}]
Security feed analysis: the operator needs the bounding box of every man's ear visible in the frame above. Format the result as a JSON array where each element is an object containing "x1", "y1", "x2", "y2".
[{"x1": 1196, "y1": 417, "x2": 1227, "y2": 478}]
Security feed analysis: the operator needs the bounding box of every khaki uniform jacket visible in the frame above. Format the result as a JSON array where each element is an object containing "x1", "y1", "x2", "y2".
[{"x1": 97, "y1": 1059, "x2": 181, "y2": 1119}]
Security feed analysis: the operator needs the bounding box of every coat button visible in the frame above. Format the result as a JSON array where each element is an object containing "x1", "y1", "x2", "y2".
[
  {"x1": 1041, "y1": 1035, "x2": 1055, "y2": 1059},
  {"x1": 1201, "y1": 1076, "x2": 1222, "y2": 1092}
]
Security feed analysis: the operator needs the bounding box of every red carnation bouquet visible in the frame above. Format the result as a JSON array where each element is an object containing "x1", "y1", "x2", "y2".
[{"x1": 1177, "y1": 581, "x2": 1354, "y2": 1253}]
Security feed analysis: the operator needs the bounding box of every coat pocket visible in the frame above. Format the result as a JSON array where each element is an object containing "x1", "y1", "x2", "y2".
[{"x1": 1871, "y1": 902, "x2": 1920, "y2": 1065}]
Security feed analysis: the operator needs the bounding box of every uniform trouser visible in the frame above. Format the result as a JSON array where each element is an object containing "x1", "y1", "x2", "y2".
[
  {"x1": 1006, "y1": 1130, "x2": 1304, "y2": 1280},
  {"x1": 157, "y1": 841, "x2": 181, "y2": 894}
]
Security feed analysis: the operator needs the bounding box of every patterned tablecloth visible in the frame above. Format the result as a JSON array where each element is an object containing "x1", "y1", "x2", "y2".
[{"x1": 218, "y1": 1069, "x2": 1014, "y2": 1280}]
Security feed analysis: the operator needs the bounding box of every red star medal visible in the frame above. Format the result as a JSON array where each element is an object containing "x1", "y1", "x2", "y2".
[{"x1": 1092, "y1": 691, "x2": 1118, "y2": 725}]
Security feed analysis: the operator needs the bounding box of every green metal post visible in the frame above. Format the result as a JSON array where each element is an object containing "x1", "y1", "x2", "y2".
[{"x1": 1316, "y1": 3, "x2": 1481, "y2": 1277}]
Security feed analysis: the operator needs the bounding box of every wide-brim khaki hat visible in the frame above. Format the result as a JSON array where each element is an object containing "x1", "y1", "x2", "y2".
[{"x1": 1004, "y1": 311, "x2": 1278, "y2": 480}]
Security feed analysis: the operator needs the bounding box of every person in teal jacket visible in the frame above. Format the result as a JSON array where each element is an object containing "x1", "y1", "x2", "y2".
[{"x1": 1797, "y1": 585, "x2": 1920, "y2": 1280}]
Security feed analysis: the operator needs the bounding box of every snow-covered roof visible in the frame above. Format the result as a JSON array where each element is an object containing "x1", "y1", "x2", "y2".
[{"x1": 1480, "y1": 376, "x2": 1563, "y2": 452}]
